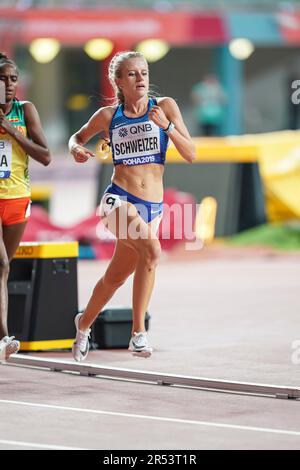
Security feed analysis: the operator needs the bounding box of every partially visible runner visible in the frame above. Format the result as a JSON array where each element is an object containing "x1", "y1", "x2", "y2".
[
  {"x1": 69, "y1": 51, "x2": 196, "y2": 361},
  {"x1": 0, "y1": 52, "x2": 51, "y2": 360}
]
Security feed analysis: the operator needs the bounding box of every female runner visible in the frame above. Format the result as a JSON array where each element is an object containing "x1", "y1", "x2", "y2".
[
  {"x1": 69, "y1": 51, "x2": 195, "y2": 361},
  {"x1": 0, "y1": 53, "x2": 51, "y2": 359}
]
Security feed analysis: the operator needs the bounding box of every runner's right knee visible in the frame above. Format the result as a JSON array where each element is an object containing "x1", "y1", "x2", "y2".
[{"x1": 138, "y1": 240, "x2": 161, "y2": 270}]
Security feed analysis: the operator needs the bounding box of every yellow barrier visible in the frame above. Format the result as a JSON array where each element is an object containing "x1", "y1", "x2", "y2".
[
  {"x1": 15, "y1": 241, "x2": 79, "y2": 259},
  {"x1": 250, "y1": 131, "x2": 300, "y2": 221},
  {"x1": 31, "y1": 185, "x2": 53, "y2": 200},
  {"x1": 167, "y1": 137, "x2": 258, "y2": 163}
]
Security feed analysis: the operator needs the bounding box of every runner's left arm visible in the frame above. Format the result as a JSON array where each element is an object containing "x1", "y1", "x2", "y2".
[
  {"x1": 0, "y1": 102, "x2": 51, "y2": 166},
  {"x1": 149, "y1": 97, "x2": 196, "y2": 163}
]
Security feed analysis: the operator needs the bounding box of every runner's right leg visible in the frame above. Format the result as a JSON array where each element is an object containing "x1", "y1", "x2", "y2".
[{"x1": 79, "y1": 239, "x2": 138, "y2": 331}]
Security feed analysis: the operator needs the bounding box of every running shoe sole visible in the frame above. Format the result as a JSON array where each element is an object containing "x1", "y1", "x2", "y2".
[{"x1": 129, "y1": 346, "x2": 152, "y2": 358}]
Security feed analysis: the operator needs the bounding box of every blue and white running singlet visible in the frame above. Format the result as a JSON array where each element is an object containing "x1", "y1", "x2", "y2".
[
  {"x1": 109, "y1": 97, "x2": 169, "y2": 167},
  {"x1": 99, "y1": 98, "x2": 168, "y2": 229}
]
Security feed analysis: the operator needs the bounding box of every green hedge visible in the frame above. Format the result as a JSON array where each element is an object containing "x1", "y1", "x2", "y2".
[{"x1": 227, "y1": 223, "x2": 300, "y2": 251}]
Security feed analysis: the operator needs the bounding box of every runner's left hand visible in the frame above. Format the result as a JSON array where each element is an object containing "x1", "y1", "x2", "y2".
[{"x1": 149, "y1": 105, "x2": 169, "y2": 130}]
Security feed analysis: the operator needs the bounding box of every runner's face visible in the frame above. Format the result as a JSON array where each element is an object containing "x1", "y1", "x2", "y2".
[
  {"x1": 117, "y1": 58, "x2": 149, "y2": 99},
  {"x1": 0, "y1": 65, "x2": 18, "y2": 103}
]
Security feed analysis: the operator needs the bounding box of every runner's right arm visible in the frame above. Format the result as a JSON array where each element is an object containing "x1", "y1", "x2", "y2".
[{"x1": 69, "y1": 107, "x2": 114, "y2": 163}]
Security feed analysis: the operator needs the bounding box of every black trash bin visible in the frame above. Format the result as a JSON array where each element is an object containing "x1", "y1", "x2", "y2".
[
  {"x1": 91, "y1": 306, "x2": 151, "y2": 349},
  {"x1": 8, "y1": 242, "x2": 78, "y2": 351}
]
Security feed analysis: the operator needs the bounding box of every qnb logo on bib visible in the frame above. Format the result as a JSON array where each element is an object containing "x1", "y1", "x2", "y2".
[
  {"x1": 113, "y1": 120, "x2": 160, "y2": 161},
  {"x1": 118, "y1": 127, "x2": 128, "y2": 138},
  {"x1": 0, "y1": 141, "x2": 12, "y2": 179}
]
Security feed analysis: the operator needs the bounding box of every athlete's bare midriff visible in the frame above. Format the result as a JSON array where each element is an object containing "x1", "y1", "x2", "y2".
[{"x1": 112, "y1": 163, "x2": 164, "y2": 202}]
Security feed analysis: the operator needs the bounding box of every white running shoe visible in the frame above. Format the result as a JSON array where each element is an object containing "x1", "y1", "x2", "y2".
[
  {"x1": 0, "y1": 336, "x2": 20, "y2": 361},
  {"x1": 128, "y1": 332, "x2": 153, "y2": 358},
  {"x1": 72, "y1": 313, "x2": 91, "y2": 362}
]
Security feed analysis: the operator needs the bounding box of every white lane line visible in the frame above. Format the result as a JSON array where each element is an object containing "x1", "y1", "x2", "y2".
[
  {"x1": 0, "y1": 399, "x2": 300, "y2": 438},
  {"x1": 0, "y1": 439, "x2": 86, "y2": 450}
]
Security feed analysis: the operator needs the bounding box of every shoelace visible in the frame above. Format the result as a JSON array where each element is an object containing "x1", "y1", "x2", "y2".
[
  {"x1": 77, "y1": 330, "x2": 90, "y2": 351},
  {"x1": 133, "y1": 333, "x2": 147, "y2": 347}
]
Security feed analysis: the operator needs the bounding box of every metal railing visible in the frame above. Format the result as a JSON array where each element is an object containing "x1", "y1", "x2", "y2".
[{"x1": 5, "y1": 354, "x2": 300, "y2": 400}]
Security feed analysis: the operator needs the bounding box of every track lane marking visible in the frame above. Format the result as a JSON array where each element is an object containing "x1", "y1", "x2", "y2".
[
  {"x1": 0, "y1": 399, "x2": 300, "y2": 438},
  {"x1": 0, "y1": 439, "x2": 86, "y2": 450}
]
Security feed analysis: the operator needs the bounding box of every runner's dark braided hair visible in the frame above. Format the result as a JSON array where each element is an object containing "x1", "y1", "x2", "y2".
[{"x1": 0, "y1": 52, "x2": 18, "y2": 70}]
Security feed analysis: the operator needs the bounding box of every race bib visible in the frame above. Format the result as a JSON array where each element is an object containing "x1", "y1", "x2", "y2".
[
  {"x1": 0, "y1": 140, "x2": 12, "y2": 178},
  {"x1": 112, "y1": 121, "x2": 160, "y2": 162}
]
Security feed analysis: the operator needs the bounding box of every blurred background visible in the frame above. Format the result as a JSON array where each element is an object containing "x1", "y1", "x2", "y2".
[
  {"x1": 3, "y1": 3, "x2": 300, "y2": 444},
  {"x1": 2, "y1": 0, "x2": 300, "y2": 256}
]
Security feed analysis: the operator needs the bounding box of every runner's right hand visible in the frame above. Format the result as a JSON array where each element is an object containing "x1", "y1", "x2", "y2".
[{"x1": 71, "y1": 145, "x2": 95, "y2": 163}]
